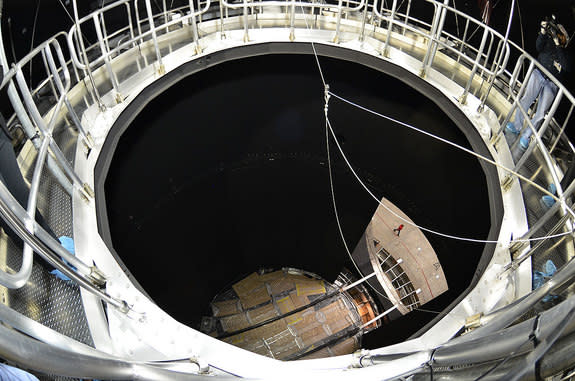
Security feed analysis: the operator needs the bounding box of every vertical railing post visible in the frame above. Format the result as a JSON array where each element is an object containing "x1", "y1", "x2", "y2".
[
  {"x1": 72, "y1": 0, "x2": 105, "y2": 111},
  {"x1": 500, "y1": 60, "x2": 535, "y2": 133},
  {"x1": 534, "y1": 90, "x2": 564, "y2": 150},
  {"x1": 549, "y1": 105, "x2": 573, "y2": 155},
  {"x1": 420, "y1": 2, "x2": 441, "y2": 77},
  {"x1": 93, "y1": 13, "x2": 123, "y2": 103},
  {"x1": 42, "y1": 40, "x2": 94, "y2": 149},
  {"x1": 144, "y1": 0, "x2": 165, "y2": 74},
  {"x1": 63, "y1": 98, "x2": 94, "y2": 149},
  {"x1": 402, "y1": 0, "x2": 411, "y2": 35},
  {"x1": 218, "y1": 0, "x2": 227, "y2": 39},
  {"x1": 134, "y1": 0, "x2": 144, "y2": 45},
  {"x1": 163, "y1": 0, "x2": 169, "y2": 33},
  {"x1": 382, "y1": 0, "x2": 397, "y2": 57},
  {"x1": 456, "y1": 18, "x2": 470, "y2": 65},
  {"x1": 477, "y1": 0, "x2": 515, "y2": 112},
  {"x1": 458, "y1": 27, "x2": 489, "y2": 104},
  {"x1": 508, "y1": 212, "x2": 573, "y2": 271},
  {"x1": 243, "y1": 0, "x2": 249, "y2": 42},
  {"x1": 358, "y1": 0, "x2": 368, "y2": 44},
  {"x1": 513, "y1": 179, "x2": 575, "y2": 245},
  {"x1": 125, "y1": 4, "x2": 136, "y2": 49},
  {"x1": 512, "y1": 90, "x2": 564, "y2": 175},
  {"x1": 40, "y1": 51, "x2": 59, "y2": 98},
  {"x1": 14, "y1": 63, "x2": 93, "y2": 202},
  {"x1": 189, "y1": 0, "x2": 202, "y2": 54},
  {"x1": 428, "y1": 0, "x2": 449, "y2": 65},
  {"x1": 333, "y1": 0, "x2": 343, "y2": 43},
  {"x1": 0, "y1": 52, "x2": 73, "y2": 195},
  {"x1": 289, "y1": 0, "x2": 296, "y2": 42},
  {"x1": 100, "y1": 13, "x2": 112, "y2": 55}
]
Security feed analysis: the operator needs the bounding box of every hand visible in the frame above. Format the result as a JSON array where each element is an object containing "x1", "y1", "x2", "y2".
[
  {"x1": 553, "y1": 60, "x2": 562, "y2": 73},
  {"x1": 541, "y1": 20, "x2": 548, "y2": 34}
]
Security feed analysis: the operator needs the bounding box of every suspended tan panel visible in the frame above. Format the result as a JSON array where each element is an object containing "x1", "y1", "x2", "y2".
[
  {"x1": 276, "y1": 295, "x2": 296, "y2": 315},
  {"x1": 211, "y1": 299, "x2": 242, "y2": 317},
  {"x1": 232, "y1": 272, "x2": 262, "y2": 297},
  {"x1": 247, "y1": 303, "x2": 278, "y2": 324},
  {"x1": 295, "y1": 279, "x2": 326, "y2": 296},
  {"x1": 240, "y1": 285, "x2": 271, "y2": 309}
]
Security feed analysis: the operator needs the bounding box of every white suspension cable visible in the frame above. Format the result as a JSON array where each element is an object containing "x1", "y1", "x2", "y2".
[
  {"x1": 329, "y1": 90, "x2": 574, "y2": 219},
  {"x1": 298, "y1": 0, "x2": 392, "y2": 302},
  {"x1": 298, "y1": 3, "x2": 327, "y2": 86},
  {"x1": 57, "y1": 0, "x2": 77, "y2": 26},
  {"x1": 325, "y1": 84, "x2": 408, "y2": 305},
  {"x1": 325, "y1": 88, "x2": 392, "y2": 302},
  {"x1": 324, "y1": 96, "x2": 574, "y2": 244},
  {"x1": 28, "y1": 0, "x2": 42, "y2": 88},
  {"x1": 297, "y1": 2, "x2": 569, "y2": 318},
  {"x1": 328, "y1": 91, "x2": 548, "y2": 198},
  {"x1": 58, "y1": 0, "x2": 93, "y2": 46}
]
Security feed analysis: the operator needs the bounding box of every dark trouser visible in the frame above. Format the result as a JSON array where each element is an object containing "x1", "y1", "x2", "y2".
[{"x1": 0, "y1": 125, "x2": 57, "y2": 247}]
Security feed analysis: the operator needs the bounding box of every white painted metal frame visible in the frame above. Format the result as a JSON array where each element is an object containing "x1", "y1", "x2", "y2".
[{"x1": 0, "y1": 0, "x2": 574, "y2": 378}]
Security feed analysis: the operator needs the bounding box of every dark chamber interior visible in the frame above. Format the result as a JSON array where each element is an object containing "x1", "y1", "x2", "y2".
[{"x1": 103, "y1": 54, "x2": 491, "y2": 348}]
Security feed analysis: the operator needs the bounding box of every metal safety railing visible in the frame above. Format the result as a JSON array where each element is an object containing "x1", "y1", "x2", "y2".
[
  {"x1": 0, "y1": 0, "x2": 574, "y2": 378},
  {"x1": 495, "y1": 48, "x2": 575, "y2": 278},
  {"x1": 0, "y1": 27, "x2": 127, "y2": 310}
]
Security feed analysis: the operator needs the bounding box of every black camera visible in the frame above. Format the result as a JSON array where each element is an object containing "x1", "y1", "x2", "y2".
[
  {"x1": 544, "y1": 15, "x2": 561, "y2": 39},
  {"x1": 543, "y1": 15, "x2": 568, "y2": 46}
]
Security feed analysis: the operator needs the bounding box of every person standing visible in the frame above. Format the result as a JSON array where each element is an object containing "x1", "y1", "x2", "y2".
[
  {"x1": 506, "y1": 16, "x2": 572, "y2": 150},
  {"x1": 393, "y1": 224, "x2": 404, "y2": 236}
]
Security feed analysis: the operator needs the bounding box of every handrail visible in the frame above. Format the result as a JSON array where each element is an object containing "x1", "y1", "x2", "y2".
[
  {"x1": 423, "y1": 0, "x2": 510, "y2": 78},
  {"x1": 0, "y1": 32, "x2": 69, "y2": 89},
  {"x1": 0, "y1": 180, "x2": 128, "y2": 311},
  {"x1": 68, "y1": 0, "x2": 212, "y2": 73},
  {"x1": 14, "y1": 40, "x2": 70, "y2": 289},
  {"x1": 501, "y1": 34, "x2": 575, "y2": 158},
  {"x1": 509, "y1": 53, "x2": 575, "y2": 105},
  {"x1": 12, "y1": 0, "x2": 575, "y2": 309},
  {"x1": 0, "y1": 0, "x2": 575, "y2": 378},
  {"x1": 0, "y1": 322, "x2": 210, "y2": 380},
  {"x1": 219, "y1": 0, "x2": 363, "y2": 11},
  {"x1": 507, "y1": 53, "x2": 575, "y2": 206},
  {"x1": 369, "y1": 0, "x2": 512, "y2": 100},
  {"x1": 0, "y1": 35, "x2": 90, "y2": 288}
]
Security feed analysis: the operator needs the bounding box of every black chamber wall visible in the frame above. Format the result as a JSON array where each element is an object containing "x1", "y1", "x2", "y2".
[{"x1": 102, "y1": 54, "x2": 491, "y2": 347}]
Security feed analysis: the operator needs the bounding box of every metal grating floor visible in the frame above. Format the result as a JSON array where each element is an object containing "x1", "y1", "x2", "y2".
[{"x1": 1, "y1": 123, "x2": 94, "y2": 351}]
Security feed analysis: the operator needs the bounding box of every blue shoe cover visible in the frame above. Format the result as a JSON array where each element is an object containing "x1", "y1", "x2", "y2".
[
  {"x1": 58, "y1": 236, "x2": 75, "y2": 254},
  {"x1": 50, "y1": 269, "x2": 71, "y2": 281},
  {"x1": 540, "y1": 195, "x2": 555, "y2": 208},
  {"x1": 51, "y1": 236, "x2": 76, "y2": 281},
  {"x1": 506, "y1": 122, "x2": 518, "y2": 134},
  {"x1": 548, "y1": 183, "x2": 557, "y2": 195}
]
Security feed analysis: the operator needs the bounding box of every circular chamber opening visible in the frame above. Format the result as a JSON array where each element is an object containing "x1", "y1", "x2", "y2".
[{"x1": 101, "y1": 53, "x2": 492, "y2": 351}]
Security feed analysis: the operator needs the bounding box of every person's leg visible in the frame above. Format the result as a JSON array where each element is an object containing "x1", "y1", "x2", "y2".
[
  {"x1": 520, "y1": 80, "x2": 558, "y2": 149},
  {"x1": 514, "y1": 69, "x2": 545, "y2": 132},
  {"x1": 527, "y1": 80, "x2": 558, "y2": 135}
]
